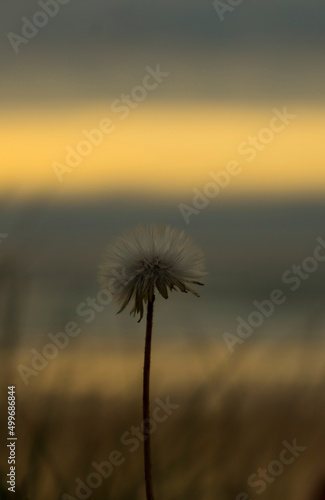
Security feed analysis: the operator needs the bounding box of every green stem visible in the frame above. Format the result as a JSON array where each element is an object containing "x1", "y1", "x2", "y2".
[{"x1": 143, "y1": 295, "x2": 155, "y2": 500}]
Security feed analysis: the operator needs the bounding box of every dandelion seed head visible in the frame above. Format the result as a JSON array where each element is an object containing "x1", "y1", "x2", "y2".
[{"x1": 98, "y1": 224, "x2": 206, "y2": 321}]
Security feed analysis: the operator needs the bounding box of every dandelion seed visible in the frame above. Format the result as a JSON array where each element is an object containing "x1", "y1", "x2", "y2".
[
  {"x1": 98, "y1": 224, "x2": 206, "y2": 321},
  {"x1": 98, "y1": 223, "x2": 206, "y2": 500}
]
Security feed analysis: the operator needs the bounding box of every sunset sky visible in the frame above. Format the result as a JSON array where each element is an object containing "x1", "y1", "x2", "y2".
[
  {"x1": 1, "y1": 1, "x2": 324, "y2": 199},
  {"x1": 1, "y1": 102, "x2": 325, "y2": 198}
]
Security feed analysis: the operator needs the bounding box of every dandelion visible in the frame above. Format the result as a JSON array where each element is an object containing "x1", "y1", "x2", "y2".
[{"x1": 98, "y1": 223, "x2": 206, "y2": 500}]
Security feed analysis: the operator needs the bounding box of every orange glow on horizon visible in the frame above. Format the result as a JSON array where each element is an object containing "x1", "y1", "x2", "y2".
[{"x1": 1, "y1": 102, "x2": 325, "y2": 198}]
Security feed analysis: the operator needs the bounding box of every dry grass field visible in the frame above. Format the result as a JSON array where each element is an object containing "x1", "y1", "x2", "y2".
[{"x1": 1, "y1": 339, "x2": 325, "y2": 500}]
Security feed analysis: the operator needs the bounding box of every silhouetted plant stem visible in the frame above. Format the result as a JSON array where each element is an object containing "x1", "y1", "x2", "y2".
[{"x1": 143, "y1": 294, "x2": 155, "y2": 500}]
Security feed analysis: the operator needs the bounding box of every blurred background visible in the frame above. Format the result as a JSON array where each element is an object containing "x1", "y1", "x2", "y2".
[{"x1": 1, "y1": 1, "x2": 325, "y2": 499}]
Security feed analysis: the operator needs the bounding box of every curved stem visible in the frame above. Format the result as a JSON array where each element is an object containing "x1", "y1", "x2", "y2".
[{"x1": 143, "y1": 295, "x2": 155, "y2": 500}]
